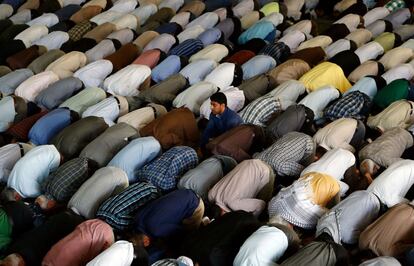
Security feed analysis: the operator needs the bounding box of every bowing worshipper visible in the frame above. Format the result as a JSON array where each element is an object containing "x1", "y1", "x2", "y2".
[
  {"x1": 367, "y1": 160, "x2": 414, "y2": 208},
  {"x1": 13, "y1": 25, "x2": 49, "y2": 49},
  {"x1": 359, "y1": 127, "x2": 413, "y2": 182},
  {"x1": 45, "y1": 51, "x2": 87, "y2": 79},
  {"x1": 268, "y1": 171, "x2": 340, "y2": 230},
  {"x1": 265, "y1": 104, "x2": 315, "y2": 141},
  {"x1": 378, "y1": 47, "x2": 414, "y2": 71},
  {"x1": 132, "y1": 189, "x2": 204, "y2": 247},
  {"x1": 172, "y1": 80, "x2": 220, "y2": 115},
  {"x1": 73, "y1": 59, "x2": 113, "y2": 88},
  {"x1": 359, "y1": 201, "x2": 414, "y2": 257},
  {"x1": 278, "y1": 30, "x2": 307, "y2": 54},
  {"x1": 86, "y1": 240, "x2": 138, "y2": 266},
  {"x1": 103, "y1": 64, "x2": 152, "y2": 97},
  {"x1": 316, "y1": 190, "x2": 381, "y2": 245},
  {"x1": 288, "y1": 47, "x2": 327, "y2": 68},
  {"x1": 151, "y1": 55, "x2": 187, "y2": 83},
  {"x1": 31, "y1": 32, "x2": 69, "y2": 52},
  {"x1": 234, "y1": 219, "x2": 300, "y2": 266},
  {"x1": 79, "y1": 123, "x2": 139, "y2": 168},
  {"x1": 238, "y1": 73, "x2": 276, "y2": 103},
  {"x1": 267, "y1": 58, "x2": 310, "y2": 87},
  {"x1": 197, "y1": 28, "x2": 224, "y2": 47},
  {"x1": 374, "y1": 79, "x2": 414, "y2": 109},
  {"x1": 135, "y1": 146, "x2": 198, "y2": 192},
  {"x1": 51, "y1": 116, "x2": 109, "y2": 160},
  {"x1": 34, "y1": 157, "x2": 96, "y2": 211},
  {"x1": 360, "y1": 257, "x2": 402, "y2": 266},
  {"x1": 68, "y1": 166, "x2": 129, "y2": 219},
  {"x1": 180, "y1": 211, "x2": 261, "y2": 266},
  {"x1": 0, "y1": 143, "x2": 33, "y2": 184},
  {"x1": 329, "y1": 49, "x2": 362, "y2": 77},
  {"x1": 152, "y1": 256, "x2": 194, "y2": 266},
  {"x1": 179, "y1": 59, "x2": 218, "y2": 85},
  {"x1": 1, "y1": 211, "x2": 84, "y2": 266},
  {"x1": 353, "y1": 41, "x2": 385, "y2": 66},
  {"x1": 81, "y1": 95, "x2": 129, "y2": 126},
  {"x1": 85, "y1": 39, "x2": 119, "y2": 63},
  {"x1": 103, "y1": 43, "x2": 140, "y2": 73},
  {"x1": 2, "y1": 145, "x2": 61, "y2": 201},
  {"x1": 258, "y1": 41, "x2": 291, "y2": 66},
  {"x1": 297, "y1": 35, "x2": 333, "y2": 52},
  {"x1": 4, "y1": 109, "x2": 48, "y2": 143},
  {"x1": 14, "y1": 70, "x2": 60, "y2": 103},
  {"x1": 280, "y1": 232, "x2": 349, "y2": 266},
  {"x1": 381, "y1": 63, "x2": 414, "y2": 85},
  {"x1": 118, "y1": 103, "x2": 167, "y2": 131},
  {"x1": 132, "y1": 49, "x2": 167, "y2": 69},
  {"x1": 200, "y1": 92, "x2": 243, "y2": 148},
  {"x1": 70, "y1": 5, "x2": 103, "y2": 24},
  {"x1": 0, "y1": 68, "x2": 33, "y2": 96},
  {"x1": 133, "y1": 31, "x2": 160, "y2": 51},
  {"x1": 298, "y1": 85, "x2": 341, "y2": 121},
  {"x1": 34, "y1": 77, "x2": 84, "y2": 110},
  {"x1": 203, "y1": 62, "x2": 243, "y2": 89},
  {"x1": 168, "y1": 37, "x2": 205, "y2": 58},
  {"x1": 0, "y1": 96, "x2": 27, "y2": 133},
  {"x1": 0, "y1": 201, "x2": 35, "y2": 254},
  {"x1": 6, "y1": 45, "x2": 45, "y2": 71},
  {"x1": 208, "y1": 159, "x2": 274, "y2": 217},
  {"x1": 254, "y1": 132, "x2": 315, "y2": 180},
  {"x1": 299, "y1": 61, "x2": 352, "y2": 94},
  {"x1": 42, "y1": 219, "x2": 114, "y2": 266},
  {"x1": 324, "y1": 91, "x2": 373, "y2": 121},
  {"x1": 367, "y1": 100, "x2": 414, "y2": 133},
  {"x1": 106, "y1": 29, "x2": 136, "y2": 46},
  {"x1": 140, "y1": 107, "x2": 200, "y2": 150},
  {"x1": 188, "y1": 43, "x2": 229, "y2": 63},
  {"x1": 96, "y1": 181, "x2": 160, "y2": 231},
  {"x1": 178, "y1": 155, "x2": 237, "y2": 200},
  {"x1": 225, "y1": 49, "x2": 256, "y2": 66},
  {"x1": 241, "y1": 55, "x2": 276, "y2": 80},
  {"x1": 28, "y1": 50, "x2": 65, "y2": 75},
  {"x1": 313, "y1": 118, "x2": 366, "y2": 153},
  {"x1": 345, "y1": 75, "x2": 386, "y2": 100},
  {"x1": 59, "y1": 87, "x2": 107, "y2": 115},
  {"x1": 240, "y1": 80, "x2": 305, "y2": 127},
  {"x1": 143, "y1": 33, "x2": 177, "y2": 54},
  {"x1": 107, "y1": 137, "x2": 161, "y2": 182},
  {"x1": 28, "y1": 108, "x2": 79, "y2": 145}
]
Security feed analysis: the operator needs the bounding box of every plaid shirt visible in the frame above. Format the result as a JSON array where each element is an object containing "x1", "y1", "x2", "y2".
[
  {"x1": 385, "y1": 0, "x2": 406, "y2": 12},
  {"x1": 136, "y1": 146, "x2": 198, "y2": 191},
  {"x1": 96, "y1": 181, "x2": 160, "y2": 231},
  {"x1": 324, "y1": 91, "x2": 372, "y2": 120},
  {"x1": 254, "y1": 132, "x2": 315, "y2": 177},
  {"x1": 239, "y1": 94, "x2": 282, "y2": 127},
  {"x1": 43, "y1": 157, "x2": 89, "y2": 202},
  {"x1": 259, "y1": 42, "x2": 291, "y2": 64},
  {"x1": 68, "y1": 21, "x2": 95, "y2": 42}
]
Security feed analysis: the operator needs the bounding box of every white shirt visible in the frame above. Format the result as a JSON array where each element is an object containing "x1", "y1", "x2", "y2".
[
  {"x1": 74, "y1": 59, "x2": 113, "y2": 88},
  {"x1": 8, "y1": 145, "x2": 60, "y2": 198},
  {"x1": 299, "y1": 85, "x2": 340, "y2": 120},
  {"x1": 170, "y1": 11, "x2": 191, "y2": 27},
  {"x1": 130, "y1": 4, "x2": 157, "y2": 26},
  {"x1": 268, "y1": 80, "x2": 306, "y2": 110},
  {"x1": 283, "y1": 20, "x2": 312, "y2": 36},
  {"x1": 15, "y1": 71, "x2": 60, "y2": 102},
  {"x1": 233, "y1": 0, "x2": 255, "y2": 18},
  {"x1": 109, "y1": 0, "x2": 137, "y2": 13},
  {"x1": 278, "y1": 30, "x2": 306, "y2": 52},
  {"x1": 112, "y1": 13, "x2": 138, "y2": 30},
  {"x1": 363, "y1": 7, "x2": 390, "y2": 26},
  {"x1": 260, "y1": 12, "x2": 284, "y2": 27},
  {"x1": 9, "y1": 9, "x2": 32, "y2": 24},
  {"x1": 200, "y1": 86, "x2": 245, "y2": 119},
  {"x1": 82, "y1": 97, "x2": 119, "y2": 126},
  {"x1": 325, "y1": 39, "x2": 351, "y2": 59},
  {"x1": 26, "y1": 13, "x2": 59, "y2": 28},
  {"x1": 180, "y1": 59, "x2": 218, "y2": 85},
  {"x1": 189, "y1": 44, "x2": 229, "y2": 63},
  {"x1": 355, "y1": 41, "x2": 384, "y2": 64},
  {"x1": 382, "y1": 63, "x2": 414, "y2": 85},
  {"x1": 33, "y1": 31, "x2": 69, "y2": 51},
  {"x1": 14, "y1": 25, "x2": 49, "y2": 48},
  {"x1": 90, "y1": 10, "x2": 123, "y2": 25},
  {"x1": 106, "y1": 29, "x2": 135, "y2": 45},
  {"x1": 144, "y1": 33, "x2": 176, "y2": 53},
  {"x1": 103, "y1": 64, "x2": 151, "y2": 96},
  {"x1": 0, "y1": 143, "x2": 33, "y2": 184},
  {"x1": 86, "y1": 241, "x2": 134, "y2": 266},
  {"x1": 368, "y1": 160, "x2": 414, "y2": 208},
  {"x1": 313, "y1": 118, "x2": 358, "y2": 153},
  {"x1": 366, "y1": 20, "x2": 386, "y2": 38},
  {"x1": 86, "y1": 39, "x2": 117, "y2": 63},
  {"x1": 173, "y1": 81, "x2": 218, "y2": 115},
  {"x1": 45, "y1": 51, "x2": 88, "y2": 79},
  {"x1": 204, "y1": 62, "x2": 235, "y2": 89},
  {"x1": 333, "y1": 13, "x2": 361, "y2": 31},
  {"x1": 177, "y1": 25, "x2": 205, "y2": 43}
]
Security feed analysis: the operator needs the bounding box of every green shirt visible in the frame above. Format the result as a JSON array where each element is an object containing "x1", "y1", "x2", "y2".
[
  {"x1": 374, "y1": 79, "x2": 409, "y2": 109},
  {"x1": 0, "y1": 209, "x2": 12, "y2": 254},
  {"x1": 60, "y1": 87, "x2": 106, "y2": 115}
]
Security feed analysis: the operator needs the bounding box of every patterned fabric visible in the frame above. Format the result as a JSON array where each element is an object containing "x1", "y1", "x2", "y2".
[
  {"x1": 135, "y1": 146, "x2": 198, "y2": 191},
  {"x1": 96, "y1": 181, "x2": 160, "y2": 231},
  {"x1": 168, "y1": 38, "x2": 204, "y2": 57},
  {"x1": 384, "y1": 0, "x2": 406, "y2": 12},
  {"x1": 254, "y1": 132, "x2": 315, "y2": 177},
  {"x1": 239, "y1": 94, "x2": 282, "y2": 127},
  {"x1": 43, "y1": 157, "x2": 90, "y2": 202},
  {"x1": 324, "y1": 91, "x2": 372, "y2": 120},
  {"x1": 68, "y1": 21, "x2": 95, "y2": 42},
  {"x1": 259, "y1": 42, "x2": 291, "y2": 64}
]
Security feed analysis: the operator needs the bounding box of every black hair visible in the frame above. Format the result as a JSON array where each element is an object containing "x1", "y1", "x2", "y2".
[{"x1": 210, "y1": 92, "x2": 227, "y2": 106}]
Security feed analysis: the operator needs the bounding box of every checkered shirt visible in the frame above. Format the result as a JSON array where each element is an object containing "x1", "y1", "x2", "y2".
[
  {"x1": 96, "y1": 181, "x2": 160, "y2": 231},
  {"x1": 135, "y1": 146, "x2": 198, "y2": 191},
  {"x1": 43, "y1": 157, "x2": 89, "y2": 202},
  {"x1": 68, "y1": 21, "x2": 95, "y2": 42},
  {"x1": 239, "y1": 94, "x2": 282, "y2": 127},
  {"x1": 385, "y1": 0, "x2": 406, "y2": 12},
  {"x1": 324, "y1": 91, "x2": 372, "y2": 120}
]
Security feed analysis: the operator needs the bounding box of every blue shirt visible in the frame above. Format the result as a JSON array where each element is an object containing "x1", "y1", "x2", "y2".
[
  {"x1": 28, "y1": 108, "x2": 72, "y2": 145},
  {"x1": 201, "y1": 107, "x2": 243, "y2": 147},
  {"x1": 151, "y1": 55, "x2": 182, "y2": 83}
]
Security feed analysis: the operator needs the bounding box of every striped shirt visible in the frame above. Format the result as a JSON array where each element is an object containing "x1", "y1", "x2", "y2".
[
  {"x1": 168, "y1": 38, "x2": 204, "y2": 58},
  {"x1": 96, "y1": 181, "x2": 160, "y2": 231},
  {"x1": 239, "y1": 94, "x2": 282, "y2": 127},
  {"x1": 254, "y1": 132, "x2": 315, "y2": 177}
]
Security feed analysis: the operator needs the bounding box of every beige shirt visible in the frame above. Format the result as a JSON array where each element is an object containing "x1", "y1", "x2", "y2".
[
  {"x1": 378, "y1": 47, "x2": 414, "y2": 71},
  {"x1": 314, "y1": 118, "x2": 357, "y2": 153},
  {"x1": 345, "y1": 29, "x2": 372, "y2": 48},
  {"x1": 15, "y1": 71, "x2": 60, "y2": 102},
  {"x1": 297, "y1": 35, "x2": 332, "y2": 51},
  {"x1": 14, "y1": 25, "x2": 49, "y2": 48},
  {"x1": 189, "y1": 43, "x2": 229, "y2": 63},
  {"x1": 45, "y1": 51, "x2": 87, "y2": 79},
  {"x1": 367, "y1": 100, "x2": 414, "y2": 132},
  {"x1": 118, "y1": 104, "x2": 167, "y2": 130}
]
